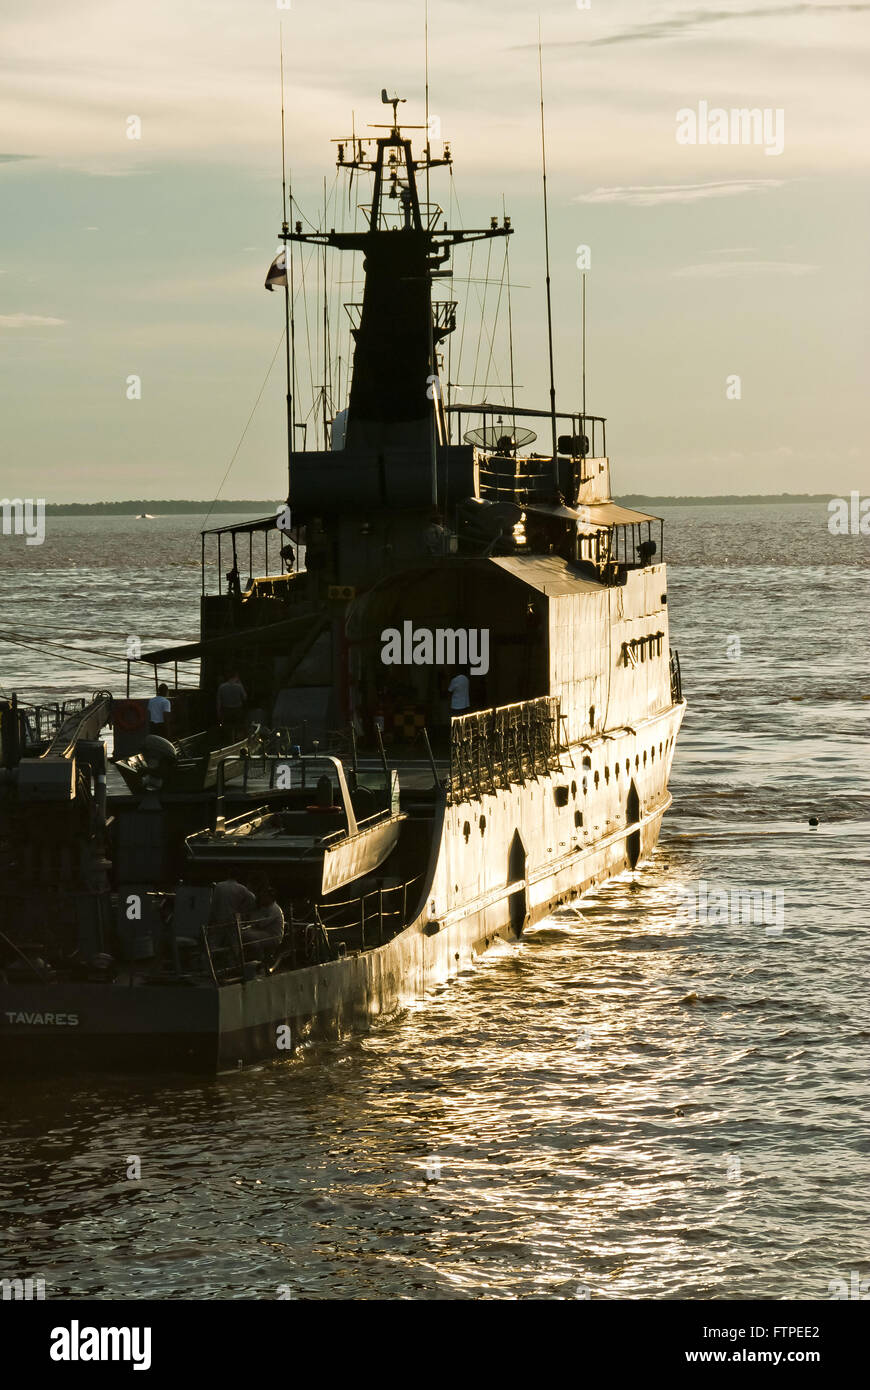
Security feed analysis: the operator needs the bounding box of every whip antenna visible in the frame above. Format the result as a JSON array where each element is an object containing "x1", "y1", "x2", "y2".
[{"x1": 538, "y1": 22, "x2": 558, "y2": 470}]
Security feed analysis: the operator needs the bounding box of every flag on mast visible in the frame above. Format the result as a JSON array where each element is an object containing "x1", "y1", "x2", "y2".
[{"x1": 264, "y1": 250, "x2": 287, "y2": 292}]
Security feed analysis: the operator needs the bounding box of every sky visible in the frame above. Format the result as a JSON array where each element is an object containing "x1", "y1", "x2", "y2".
[{"x1": 1, "y1": 0, "x2": 868, "y2": 501}]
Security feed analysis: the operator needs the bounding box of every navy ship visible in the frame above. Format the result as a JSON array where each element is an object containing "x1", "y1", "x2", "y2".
[{"x1": 0, "y1": 97, "x2": 685, "y2": 1072}]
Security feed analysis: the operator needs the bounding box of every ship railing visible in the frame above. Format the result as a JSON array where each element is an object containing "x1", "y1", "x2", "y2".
[
  {"x1": 477, "y1": 455, "x2": 560, "y2": 505},
  {"x1": 19, "y1": 697, "x2": 87, "y2": 746},
  {"x1": 316, "y1": 874, "x2": 424, "y2": 953},
  {"x1": 446, "y1": 405, "x2": 607, "y2": 462},
  {"x1": 198, "y1": 875, "x2": 425, "y2": 981},
  {"x1": 200, "y1": 908, "x2": 331, "y2": 982},
  {"x1": 447, "y1": 695, "x2": 563, "y2": 805},
  {"x1": 243, "y1": 724, "x2": 353, "y2": 770},
  {"x1": 669, "y1": 648, "x2": 683, "y2": 703},
  {"x1": 200, "y1": 513, "x2": 301, "y2": 597}
]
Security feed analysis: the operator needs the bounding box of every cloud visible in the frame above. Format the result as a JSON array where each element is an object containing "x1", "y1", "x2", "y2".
[
  {"x1": 0, "y1": 313, "x2": 66, "y2": 328},
  {"x1": 671, "y1": 260, "x2": 818, "y2": 277},
  {"x1": 574, "y1": 179, "x2": 786, "y2": 205},
  {"x1": 553, "y1": 4, "x2": 870, "y2": 49}
]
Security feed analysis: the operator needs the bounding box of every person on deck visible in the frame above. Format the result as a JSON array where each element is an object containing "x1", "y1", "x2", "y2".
[
  {"x1": 424, "y1": 513, "x2": 449, "y2": 556},
  {"x1": 216, "y1": 672, "x2": 247, "y2": 740},
  {"x1": 447, "y1": 668, "x2": 471, "y2": 716},
  {"x1": 208, "y1": 874, "x2": 255, "y2": 928},
  {"x1": 147, "y1": 683, "x2": 172, "y2": 737},
  {"x1": 243, "y1": 885, "x2": 285, "y2": 960}
]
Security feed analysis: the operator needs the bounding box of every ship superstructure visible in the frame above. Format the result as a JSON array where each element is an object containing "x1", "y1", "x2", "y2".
[{"x1": 0, "y1": 98, "x2": 684, "y2": 1072}]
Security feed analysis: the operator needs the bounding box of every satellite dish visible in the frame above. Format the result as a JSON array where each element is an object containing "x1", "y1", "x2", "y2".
[{"x1": 463, "y1": 425, "x2": 537, "y2": 452}]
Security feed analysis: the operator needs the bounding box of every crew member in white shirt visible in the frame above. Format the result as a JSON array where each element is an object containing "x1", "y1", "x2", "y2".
[
  {"x1": 147, "y1": 683, "x2": 172, "y2": 737},
  {"x1": 447, "y1": 669, "x2": 471, "y2": 715}
]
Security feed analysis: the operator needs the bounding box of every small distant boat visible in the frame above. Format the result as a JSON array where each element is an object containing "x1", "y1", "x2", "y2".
[{"x1": 136, "y1": 513, "x2": 155, "y2": 519}]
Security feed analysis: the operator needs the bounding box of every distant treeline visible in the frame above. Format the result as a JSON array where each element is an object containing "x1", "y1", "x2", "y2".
[
  {"x1": 43, "y1": 500, "x2": 280, "y2": 515},
  {"x1": 41, "y1": 493, "x2": 831, "y2": 514},
  {"x1": 621, "y1": 493, "x2": 830, "y2": 507}
]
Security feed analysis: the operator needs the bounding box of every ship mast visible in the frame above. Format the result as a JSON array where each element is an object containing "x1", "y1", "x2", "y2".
[
  {"x1": 281, "y1": 95, "x2": 511, "y2": 455},
  {"x1": 279, "y1": 35, "x2": 294, "y2": 502}
]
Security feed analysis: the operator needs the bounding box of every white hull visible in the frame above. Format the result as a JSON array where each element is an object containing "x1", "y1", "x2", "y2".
[{"x1": 218, "y1": 700, "x2": 686, "y2": 1065}]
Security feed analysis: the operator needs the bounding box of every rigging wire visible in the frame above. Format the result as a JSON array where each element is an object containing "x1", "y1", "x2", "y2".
[
  {"x1": 449, "y1": 167, "x2": 475, "y2": 403},
  {"x1": 447, "y1": 166, "x2": 511, "y2": 412},
  {"x1": 505, "y1": 192, "x2": 518, "y2": 434},
  {"x1": 0, "y1": 633, "x2": 195, "y2": 686},
  {"x1": 193, "y1": 328, "x2": 286, "y2": 545},
  {"x1": 298, "y1": 242, "x2": 317, "y2": 428},
  {"x1": 480, "y1": 242, "x2": 510, "y2": 405},
  {"x1": 469, "y1": 231, "x2": 495, "y2": 401}
]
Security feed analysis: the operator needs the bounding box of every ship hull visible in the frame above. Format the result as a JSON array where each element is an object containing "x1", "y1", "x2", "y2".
[{"x1": 0, "y1": 703, "x2": 684, "y2": 1075}]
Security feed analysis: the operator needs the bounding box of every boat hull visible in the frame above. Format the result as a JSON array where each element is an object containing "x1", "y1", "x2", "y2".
[{"x1": 0, "y1": 703, "x2": 684, "y2": 1074}]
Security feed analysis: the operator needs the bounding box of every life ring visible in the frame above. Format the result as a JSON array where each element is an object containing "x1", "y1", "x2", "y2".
[{"x1": 113, "y1": 700, "x2": 146, "y2": 733}]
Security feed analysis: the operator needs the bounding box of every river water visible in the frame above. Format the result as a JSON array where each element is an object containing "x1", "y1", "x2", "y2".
[{"x1": 0, "y1": 503, "x2": 868, "y2": 1299}]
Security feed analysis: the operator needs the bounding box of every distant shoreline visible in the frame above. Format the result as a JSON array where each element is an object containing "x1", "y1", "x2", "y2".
[
  {"x1": 42, "y1": 500, "x2": 282, "y2": 515},
  {"x1": 40, "y1": 494, "x2": 832, "y2": 515},
  {"x1": 621, "y1": 494, "x2": 831, "y2": 508}
]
